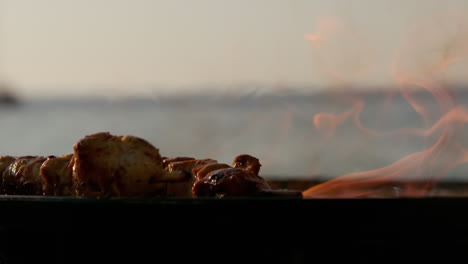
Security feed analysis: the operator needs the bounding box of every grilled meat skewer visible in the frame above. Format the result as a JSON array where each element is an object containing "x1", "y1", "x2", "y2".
[
  {"x1": 0, "y1": 132, "x2": 298, "y2": 198},
  {"x1": 0, "y1": 133, "x2": 190, "y2": 197}
]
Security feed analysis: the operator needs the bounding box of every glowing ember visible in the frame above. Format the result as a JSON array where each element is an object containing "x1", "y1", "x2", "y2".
[{"x1": 302, "y1": 12, "x2": 468, "y2": 198}]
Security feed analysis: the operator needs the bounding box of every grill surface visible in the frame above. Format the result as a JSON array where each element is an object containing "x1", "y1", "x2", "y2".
[
  {"x1": 0, "y1": 196, "x2": 466, "y2": 235},
  {"x1": 2, "y1": 183, "x2": 468, "y2": 263}
]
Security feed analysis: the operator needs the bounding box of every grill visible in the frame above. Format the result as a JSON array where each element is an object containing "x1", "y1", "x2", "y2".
[{"x1": 1, "y1": 180, "x2": 468, "y2": 263}]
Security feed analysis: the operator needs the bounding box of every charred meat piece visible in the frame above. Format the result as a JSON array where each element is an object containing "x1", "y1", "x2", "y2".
[
  {"x1": 162, "y1": 157, "x2": 195, "y2": 169},
  {"x1": 40, "y1": 154, "x2": 74, "y2": 196},
  {"x1": 3, "y1": 156, "x2": 48, "y2": 195},
  {"x1": 3, "y1": 156, "x2": 34, "y2": 194},
  {"x1": 71, "y1": 132, "x2": 187, "y2": 198},
  {"x1": 232, "y1": 154, "x2": 262, "y2": 176},
  {"x1": 192, "y1": 167, "x2": 271, "y2": 197},
  {"x1": 194, "y1": 163, "x2": 232, "y2": 180},
  {"x1": 0, "y1": 156, "x2": 16, "y2": 194},
  {"x1": 164, "y1": 158, "x2": 217, "y2": 197},
  {"x1": 166, "y1": 159, "x2": 217, "y2": 175},
  {"x1": 22, "y1": 156, "x2": 49, "y2": 195}
]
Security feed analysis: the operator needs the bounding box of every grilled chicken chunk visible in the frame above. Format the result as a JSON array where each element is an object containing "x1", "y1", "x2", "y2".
[
  {"x1": 164, "y1": 158, "x2": 217, "y2": 197},
  {"x1": 191, "y1": 154, "x2": 270, "y2": 197},
  {"x1": 165, "y1": 154, "x2": 271, "y2": 198},
  {"x1": 3, "y1": 156, "x2": 48, "y2": 195},
  {"x1": 192, "y1": 167, "x2": 271, "y2": 197},
  {"x1": 0, "y1": 156, "x2": 16, "y2": 194},
  {"x1": 71, "y1": 132, "x2": 187, "y2": 198},
  {"x1": 194, "y1": 163, "x2": 232, "y2": 180},
  {"x1": 232, "y1": 154, "x2": 262, "y2": 176},
  {"x1": 40, "y1": 154, "x2": 74, "y2": 196},
  {"x1": 162, "y1": 157, "x2": 195, "y2": 169},
  {"x1": 166, "y1": 159, "x2": 217, "y2": 175}
]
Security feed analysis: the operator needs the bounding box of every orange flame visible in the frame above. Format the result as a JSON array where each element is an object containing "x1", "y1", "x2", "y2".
[
  {"x1": 304, "y1": 106, "x2": 468, "y2": 198},
  {"x1": 313, "y1": 97, "x2": 364, "y2": 140},
  {"x1": 302, "y1": 11, "x2": 468, "y2": 198}
]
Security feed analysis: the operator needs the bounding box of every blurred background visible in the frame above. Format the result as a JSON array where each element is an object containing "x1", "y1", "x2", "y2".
[{"x1": 0, "y1": 0, "x2": 468, "y2": 181}]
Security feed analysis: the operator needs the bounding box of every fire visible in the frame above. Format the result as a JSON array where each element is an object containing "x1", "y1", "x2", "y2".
[
  {"x1": 313, "y1": 98, "x2": 364, "y2": 140},
  {"x1": 302, "y1": 12, "x2": 468, "y2": 198}
]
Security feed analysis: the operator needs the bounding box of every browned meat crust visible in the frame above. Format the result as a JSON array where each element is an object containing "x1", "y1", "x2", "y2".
[
  {"x1": 162, "y1": 157, "x2": 195, "y2": 169},
  {"x1": 193, "y1": 163, "x2": 232, "y2": 180},
  {"x1": 166, "y1": 159, "x2": 217, "y2": 174},
  {"x1": 232, "y1": 154, "x2": 262, "y2": 176},
  {"x1": 3, "y1": 156, "x2": 48, "y2": 195},
  {"x1": 71, "y1": 132, "x2": 187, "y2": 198},
  {"x1": 164, "y1": 158, "x2": 217, "y2": 197},
  {"x1": 40, "y1": 154, "x2": 74, "y2": 196},
  {"x1": 0, "y1": 156, "x2": 16, "y2": 194},
  {"x1": 192, "y1": 167, "x2": 271, "y2": 197}
]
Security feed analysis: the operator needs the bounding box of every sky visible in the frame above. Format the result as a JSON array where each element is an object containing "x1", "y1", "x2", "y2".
[{"x1": 0, "y1": 0, "x2": 467, "y2": 97}]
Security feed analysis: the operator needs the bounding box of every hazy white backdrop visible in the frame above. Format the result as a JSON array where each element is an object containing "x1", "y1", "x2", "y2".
[
  {"x1": 0, "y1": 0, "x2": 467, "y2": 181},
  {"x1": 0, "y1": 0, "x2": 465, "y2": 98}
]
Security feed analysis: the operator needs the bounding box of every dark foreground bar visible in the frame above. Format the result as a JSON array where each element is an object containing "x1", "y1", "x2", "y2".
[{"x1": 1, "y1": 196, "x2": 468, "y2": 263}]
